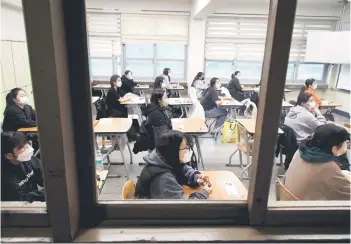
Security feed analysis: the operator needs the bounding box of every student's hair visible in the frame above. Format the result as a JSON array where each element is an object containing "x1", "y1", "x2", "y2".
[
  {"x1": 4, "y1": 88, "x2": 24, "y2": 115},
  {"x1": 210, "y1": 77, "x2": 219, "y2": 87},
  {"x1": 150, "y1": 88, "x2": 166, "y2": 107},
  {"x1": 154, "y1": 76, "x2": 164, "y2": 89},
  {"x1": 296, "y1": 92, "x2": 312, "y2": 106},
  {"x1": 300, "y1": 78, "x2": 315, "y2": 93},
  {"x1": 124, "y1": 70, "x2": 132, "y2": 76},
  {"x1": 109, "y1": 74, "x2": 120, "y2": 87},
  {"x1": 300, "y1": 124, "x2": 350, "y2": 155},
  {"x1": 231, "y1": 71, "x2": 240, "y2": 79},
  {"x1": 1, "y1": 132, "x2": 28, "y2": 160},
  {"x1": 191, "y1": 72, "x2": 204, "y2": 87},
  {"x1": 163, "y1": 68, "x2": 171, "y2": 82},
  {"x1": 156, "y1": 130, "x2": 192, "y2": 182}
]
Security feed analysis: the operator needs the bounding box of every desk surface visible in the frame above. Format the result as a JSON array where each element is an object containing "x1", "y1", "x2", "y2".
[
  {"x1": 93, "y1": 84, "x2": 110, "y2": 89},
  {"x1": 94, "y1": 118, "x2": 132, "y2": 134},
  {"x1": 221, "y1": 99, "x2": 242, "y2": 108},
  {"x1": 18, "y1": 120, "x2": 100, "y2": 133},
  {"x1": 168, "y1": 98, "x2": 193, "y2": 106},
  {"x1": 134, "y1": 84, "x2": 149, "y2": 90},
  {"x1": 183, "y1": 171, "x2": 248, "y2": 200},
  {"x1": 92, "y1": 96, "x2": 100, "y2": 104},
  {"x1": 242, "y1": 87, "x2": 291, "y2": 93},
  {"x1": 121, "y1": 97, "x2": 146, "y2": 105},
  {"x1": 235, "y1": 119, "x2": 283, "y2": 134},
  {"x1": 282, "y1": 101, "x2": 293, "y2": 108},
  {"x1": 169, "y1": 85, "x2": 185, "y2": 90},
  {"x1": 319, "y1": 101, "x2": 342, "y2": 108},
  {"x1": 172, "y1": 118, "x2": 208, "y2": 134}
]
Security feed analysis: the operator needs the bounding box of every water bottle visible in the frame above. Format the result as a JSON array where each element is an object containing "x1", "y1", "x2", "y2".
[{"x1": 95, "y1": 149, "x2": 103, "y2": 171}]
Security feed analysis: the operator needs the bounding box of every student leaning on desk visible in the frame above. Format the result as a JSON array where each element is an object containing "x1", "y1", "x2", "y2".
[
  {"x1": 135, "y1": 130, "x2": 213, "y2": 199},
  {"x1": 106, "y1": 74, "x2": 131, "y2": 118},
  {"x1": 2, "y1": 88, "x2": 36, "y2": 132}
]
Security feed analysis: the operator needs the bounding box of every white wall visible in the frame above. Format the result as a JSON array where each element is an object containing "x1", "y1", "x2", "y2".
[{"x1": 1, "y1": 2, "x2": 26, "y2": 41}]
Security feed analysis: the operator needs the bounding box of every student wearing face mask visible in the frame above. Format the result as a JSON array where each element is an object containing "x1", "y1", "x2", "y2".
[
  {"x1": 284, "y1": 93, "x2": 326, "y2": 144},
  {"x1": 227, "y1": 71, "x2": 245, "y2": 102},
  {"x1": 162, "y1": 68, "x2": 172, "y2": 88},
  {"x1": 153, "y1": 76, "x2": 167, "y2": 90},
  {"x1": 200, "y1": 77, "x2": 227, "y2": 130},
  {"x1": 120, "y1": 70, "x2": 139, "y2": 95},
  {"x1": 2, "y1": 88, "x2": 36, "y2": 132},
  {"x1": 1, "y1": 132, "x2": 45, "y2": 202},
  {"x1": 284, "y1": 124, "x2": 350, "y2": 200},
  {"x1": 300, "y1": 78, "x2": 321, "y2": 106},
  {"x1": 190, "y1": 72, "x2": 207, "y2": 99},
  {"x1": 135, "y1": 130, "x2": 213, "y2": 199},
  {"x1": 106, "y1": 74, "x2": 131, "y2": 118}
]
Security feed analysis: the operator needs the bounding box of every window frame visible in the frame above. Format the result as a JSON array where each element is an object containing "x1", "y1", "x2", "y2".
[{"x1": 4, "y1": 0, "x2": 349, "y2": 242}]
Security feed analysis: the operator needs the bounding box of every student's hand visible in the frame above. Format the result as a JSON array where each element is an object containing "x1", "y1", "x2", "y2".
[
  {"x1": 203, "y1": 184, "x2": 213, "y2": 195},
  {"x1": 197, "y1": 175, "x2": 205, "y2": 185}
]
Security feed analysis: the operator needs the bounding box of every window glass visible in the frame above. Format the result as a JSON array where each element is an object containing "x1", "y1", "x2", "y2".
[
  {"x1": 286, "y1": 63, "x2": 295, "y2": 80},
  {"x1": 156, "y1": 44, "x2": 185, "y2": 59},
  {"x1": 235, "y1": 61, "x2": 262, "y2": 80},
  {"x1": 205, "y1": 61, "x2": 233, "y2": 81},
  {"x1": 155, "y1": 61, "x2": 184, "y2": 80},
  {"x1": 91, "y1": 58, "x2": 113, "y2": 77},
  {"x1": 296, "y1": 63, "x2": 325, "y2": 81},
  {"x1": 125, "y1": 60, "x2": 153, "y2": 78},
  {"x1": 125, "y1": 44, "x2": 153, "y2": 59}
]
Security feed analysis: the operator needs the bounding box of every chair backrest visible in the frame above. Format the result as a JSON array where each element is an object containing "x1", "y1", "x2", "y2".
[
  {"x1": 344, "y1": 123, "x2": 350, "y2": 129},
  {"x1": 276, "y1": 177, "x2": 299, "y2": 201},
  {"x1": 237, "y1": 122, "x2": 248, "y2": 141},
  {"x1": 122, "y1": 180, "x2": 135, "y2": 200}
]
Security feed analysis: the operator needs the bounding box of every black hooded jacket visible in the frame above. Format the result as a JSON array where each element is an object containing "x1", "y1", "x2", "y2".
[
  {"x1": 120, "y1": 75, "x2": 138, "y2": 94},
  {"x1": 2, "y1": 104, "x2": 36, "y2": 132}
]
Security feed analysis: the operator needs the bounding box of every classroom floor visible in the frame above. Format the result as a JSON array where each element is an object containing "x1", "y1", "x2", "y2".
[{"x1": 97, "y1": 88, "x2": 350, "y2": 201}]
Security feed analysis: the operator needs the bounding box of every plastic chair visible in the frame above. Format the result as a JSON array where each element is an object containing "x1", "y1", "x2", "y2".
[
  {"x1": 122, "y1": 180, "x2": 135, "y2": 200},
  {"x1": 276, "y1": 177, "x2": 299, "y2": 201}
]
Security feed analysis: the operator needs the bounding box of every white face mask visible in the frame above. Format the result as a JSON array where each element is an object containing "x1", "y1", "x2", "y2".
[
  {"x1": 117, "y1": 81, "x2": 122, "y2": 87},
  {"x1": 161, "y1": 83, "x2": 167, "y2": 89},
  {"x1": 19, "y1": 96, "x2": 29, "y2": 105},
  {"x1": 313, "y1": 84, "x2": 318, "y2": 89},
  {"x1": 237, "y1": 74, "x2": 241, "y2": 79},
  {"x1": 334, "y1": 141, "x2": 348, "y2": 157},
  {"x1": 16, "y1": 145, "x2": 34, "y2": 162},
  {"x1": 181, "y1": 149, "x2": 192, "y2": 163},
  {"x1": 127, "y1": 74, "x2": 133, "y2": 80},
  {"x1": 215, "y1": 83, "x2": 221, "y2": 89},
  {"x1": 162, "y1": 98, "x2": 169, "y2": 107},
  {"x1": 305, "y1": 101, "x2": 316, "y2": 110}
]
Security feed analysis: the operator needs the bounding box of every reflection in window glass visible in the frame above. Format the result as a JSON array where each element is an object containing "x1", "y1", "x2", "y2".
[
  {"x1": 126, "y1": 60, "x2": 153, "y2": 78},
  {"x1": 297, "y1": 63, "x2": 325, "y2": 81},
  {"x1": 205, "y1": 61, "x2": 233, "y2": 81},
  {"x1": 235, "y1": 61, "x2": 262, "y2": 80},
  {"x1": 125, "y1": 44, "x2": 153, "y2": 59},
  {"x1": 155, "y1": 61, "x2": 184, "y2": 80},
  {"x1": 156, "y1": 44, "x2": 185, "y2": 59},
  {"x1": 91, "y1": 58, "x2": 113, "y2": 76},
  {"x1": 286, "y1": 63, "x2": 295, "y2": 80}
]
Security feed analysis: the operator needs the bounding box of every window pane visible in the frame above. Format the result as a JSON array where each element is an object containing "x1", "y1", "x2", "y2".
[
  {"x1": 155, "y1": 61, "x2": 184, "y2": 80},
  {"x1": 297, "y1": 63, "x2": 325, "y2": 81},
  {"x1": 156, "y1": 44, "x2": 185, "y2": 59},
  {"x1": 91, "y1": 58, "x2": 113, "y2": 76},
  {"x1": 125, "y1": 60, "x2": 153, "y2": 78},
  {"x1": 125, "y1": 44, "x2": 153, "y2": 59},
  {"x1": 205, "y1": 61, "x2": 233, "y2": 81},
  {"x1": 235, "y1": 61, "x2": 262, "y2": 81},
  {"x1": 286, "y1": 63, "x2": 295, "y2": 80}
]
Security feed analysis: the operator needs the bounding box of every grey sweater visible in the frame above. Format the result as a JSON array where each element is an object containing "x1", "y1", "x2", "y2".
[{"x1": 284, "y1": 105, "x2": 326, "y2": 144}]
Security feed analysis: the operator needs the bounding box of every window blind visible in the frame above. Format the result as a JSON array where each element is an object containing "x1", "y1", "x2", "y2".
[
  {"x1": 121, "y1": 13, "x2": 189, "y2": 44},
  {"x1": 86, "y1": 12, "x2": 121, "y2": 56},
  {"x1": 205, "y1": 16, "x2": 336, "y2": 62}
]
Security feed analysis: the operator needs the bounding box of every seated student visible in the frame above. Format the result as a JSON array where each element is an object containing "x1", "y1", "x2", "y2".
[
  {"x1": 153, "y1": 75, "x2": 166, "y2": 90},
  {"x1": 284, "y1": 124, "x2": 350, "y2": 200},
  {"x1": 120, "y1": 70, "x2": 139, "y2": 95},
  {"x1": 191, "y1": 72, "x2": 207, "y2": 99},
  {"x1": 2, "y1": 88, "x2": 36, "y2": 132},
  {"x1": 106, "y1": 74, "x2": 131, "y2": 118},
  {"x1": 300, "y1": 78, "x2": 321, "y2": 106},
  {"x1": 1, "y1": 132, "x2": 45, "y2": 202},
  {"x1": 135, "y1": 130, "x2": 212, "y2": 199},
  {"x1": 162, "y1": 68, "x2": 172, "y2": 88},
  {"x1": 284, "y1": 93, "x2": 326, "y2": 144},
  {"x1": 227, "y1": 71, "x2": 245, "y2": 102},
  {"x1": 200, "y1": 77, "x2": 227, "y2": 130}
]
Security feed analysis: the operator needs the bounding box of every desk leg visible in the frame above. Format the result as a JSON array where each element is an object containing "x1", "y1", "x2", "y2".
[
  {"x1": 34, "y1": 148, "x2": 40, "y2": 157},
  {"x1": 194, "y1": 136, "x2": 205, "y2": 170},
  {"x1": 117, "y1": 135, "x2": 129, "y2": 179},
  {"x1": 136, "y1": 106, "x2": 143, "y2": 125},
  {"x1": 180, "y1": 107, "x2": 184, "y2": 118},
  {"x1": 126, "y1": 138, "x2": 133, "y2": 164},
  {"x1": 184, "y1": 106, "x2": 188, "y2": 117}
]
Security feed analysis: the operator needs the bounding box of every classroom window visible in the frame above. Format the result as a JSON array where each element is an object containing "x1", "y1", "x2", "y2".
[
  {"x1": 125, "y1": 44, "x2": 154, "y2": 59},
  {"x1": 235, "y1": 61, "x2": 262, "y2": 82},
  {"x1": 125, "y1": 60, "x2": 154, "y2": 78},
  {"x1": 286, "y1": 63, "x2": 295, "y2": 81},
  {"x1": 91, "y1": 58, "x2": 114, "y2": 77},
  {"x1": 205, "y1": 60, "x2": 233, "y2": 82},
  {"x1": 156, "y1": 44, "x2": 185, "y2": 59},
  {"x1": 296, "y1": 63, "x2": 325, "y2": 82},
  {"x1": 155, "y1": 61, "x2": 184, "y2": 80}
]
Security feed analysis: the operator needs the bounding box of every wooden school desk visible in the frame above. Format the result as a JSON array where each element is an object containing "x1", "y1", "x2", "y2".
[
  {"x1": 121, "y1": 97, "x2": 146, "y2": 125},
  {"x1": 281, "y1": 101, "x2": 293, "y2": 114},
  {"x1": 92, "y1": 84, "x2": 110, "y2": 96},
  {"x1": 227, "y1": 119, "x2": 283, "y2": 180},
  {"x1": 220, "y1": 99, "x2": 243, "y2": 120},
  {"x1": 168, "y1": 84, "x2": 185, "y2": 91},
  {"x1": 183, "y1": 171, "x2": 248, "y2": 200},
  {"x1": 91, "y1": 96, "x2": 100, "y2": 104},
  {"x1": 133, "y1": 84, "x2": 149, "y2": 97},
  {"x1": 319, "y1": 100, "x2": 342, "y2": 110},
  {"x1": 94, "y1": 118, "x2": 133, "y2": 179},
  {"x1": 172, "y1": 118, "x2": 208, "y2": 170},
  {"x1": 168, "y1": 98, "x2": 193, "y2": 118}
]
